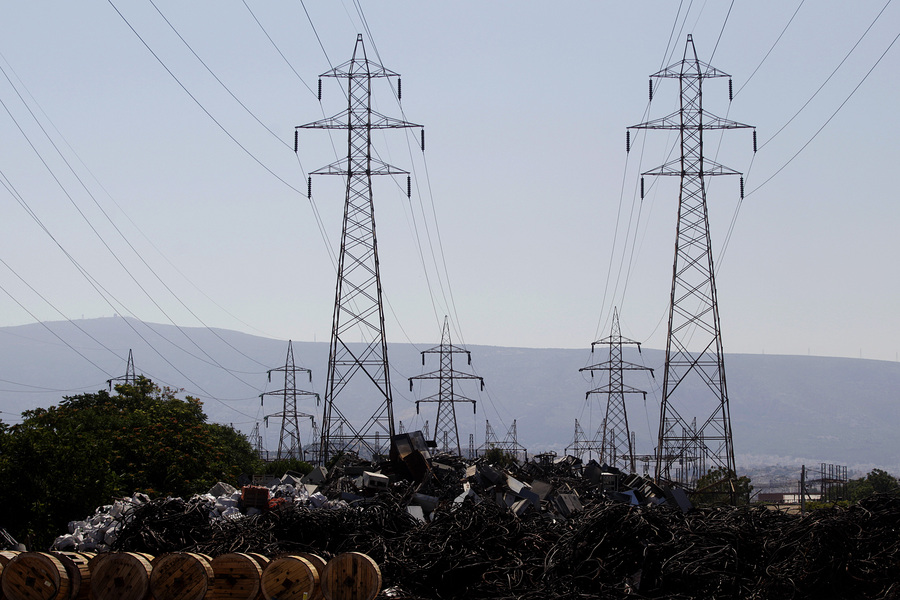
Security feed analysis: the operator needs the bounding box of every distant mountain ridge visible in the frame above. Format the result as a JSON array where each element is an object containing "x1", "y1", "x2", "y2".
[{"x1": 0, "y1": 318, "x2": 898, "y2": 475}]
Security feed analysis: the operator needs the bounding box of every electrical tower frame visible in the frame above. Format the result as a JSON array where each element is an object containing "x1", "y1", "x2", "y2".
[
  {"x1": 628, "y1": 35, "x2": 755, "y2": 489},
  {"x1": 579, "y1": 308, "x2": 653, "y2": 473},
  {"x1": 107, "y1": 349, "x2": 137, "y2": 390},
  {"x1": 260, "y1": 341, "x2": 318, "y2": 461},
  {"x1": 565, "y1": 418, "x2": 601, "y2": 462},
  {"x1": 298, "y1": 34, "x2": 422, "y2": 463},
  {"x1": 408, "y1": 316, "x2": 483, "y2": 455}
]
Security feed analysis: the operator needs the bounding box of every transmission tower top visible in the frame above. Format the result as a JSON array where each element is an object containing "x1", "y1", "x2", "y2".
[
  {"x1": 107, "y1": 349, "x2": 137, "y2": 391},
  {"x1": 409, "y1": 316, "x2": 483, "y2": 455},
  {"x1": 297, "y1": 34, "x2": 423, "y2": 464},
  {"x1": 628, "y1": 35, "x2": 756, "y2": 492}
]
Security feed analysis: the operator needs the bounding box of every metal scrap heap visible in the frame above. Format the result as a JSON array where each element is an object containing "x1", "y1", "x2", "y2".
[{"x1": 49, "y1": 446, "x2": 900, "y2": 599}]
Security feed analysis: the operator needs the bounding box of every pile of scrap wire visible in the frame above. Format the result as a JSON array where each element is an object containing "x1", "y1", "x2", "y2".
[{"x1": 105, "y1": 491, "x2": 900, "y2": 600}]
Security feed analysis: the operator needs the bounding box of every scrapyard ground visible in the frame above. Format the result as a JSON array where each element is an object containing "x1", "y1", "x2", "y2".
[{"x1": 49, "y1": 453, "x2": 900, "y2": 599}]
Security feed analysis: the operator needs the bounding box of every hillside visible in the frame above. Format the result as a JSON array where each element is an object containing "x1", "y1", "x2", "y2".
[{"x1": 0, "y1": 318, "x2": 898, "y2": 474}]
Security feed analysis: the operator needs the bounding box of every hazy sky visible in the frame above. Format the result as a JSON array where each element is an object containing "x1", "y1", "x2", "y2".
[{"x1": 0, "y1": 0, "x2": 898, "y2": 383}]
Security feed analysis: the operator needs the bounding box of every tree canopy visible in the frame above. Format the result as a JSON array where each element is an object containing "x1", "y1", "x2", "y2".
[
  {"x1": 693, "y1": 467, "x2": 754, "y2": 506},
  {"x1": 845, "y1": 468, "x2": 900, "y2": 502},
  {"x1": 0, "y1": 377, "x2": 259, "y2": 549}
]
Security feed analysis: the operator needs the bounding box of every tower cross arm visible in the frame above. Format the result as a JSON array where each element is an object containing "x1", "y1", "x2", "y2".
[
  {"x1": 580, "y1": 360, "x2": 654, "y2": 375},
  {"x1": 630, "y1": 110, "x2": 753, "y2": 131},
  {"x1": 409, "y1": 370, "x2": 484, "y2": 390},
  {"x1": 651, "y1": 60, "x2": 730, "y2": 79},
  {"x1": 309, "y1": 157, "x2": 410, "y2": 176},
  {"x1": 298, "y1": 109, "x2": 421, "y2": 131},
  {"x1": 642, "y1": 157, "x2": 743, "y2": 178},
  {"x1": 320, "y1": 59, "x2": 400, "y2": 80},
  {"x1": 586, "y1": 383, "x2": 650, "y2": 398}
]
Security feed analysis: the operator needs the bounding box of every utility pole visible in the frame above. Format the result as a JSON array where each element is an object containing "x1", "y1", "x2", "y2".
[
  {"x1": 107, "y1": 349, "x2": 137, "y2": 391},
  {"x1": 298, "y1": 34, "x2": 422, "y2": 464},
  {"x1": 580, "y1": 308, "x2": 653, "y2": 473},
  {"x1": 260, "y1": 341, "x2": 318, "y2": 461},
  {"x1": 408, "y1": 316, "x2": 483, "y2": 455},
  {"x1": 628, "y1": 35, "x2": 755, "y2": 490}
]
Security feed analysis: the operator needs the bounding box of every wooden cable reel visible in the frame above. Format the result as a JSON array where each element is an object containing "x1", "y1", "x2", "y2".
[
  {"x1": 149, "y1": 552, "x2": 213, "y2": 600},
  {"x1": 209, "y1": 553, "x2": 263, "y2": 600},
  {"x1": 320, "y1": 553, "x2": 381, "y2": 600},
  {"x1": 294, "y1": 554, "x2": 326, "y2": 600},
  {"x1": 89, "y1": 552, "x2": 152, "y2": 600},
  {"x1": 0, "y1": 552, "x2": 70, "y2": 600},
  {"x1": 260, "y1": 555, "x2": 318, "y2": 600},
  {"x1": 49, "y1": 553, "x2": 91, "y2": 600}
]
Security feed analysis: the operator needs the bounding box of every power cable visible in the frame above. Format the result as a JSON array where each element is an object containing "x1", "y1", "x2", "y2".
[
  {"x1": 759, "y1": 0, "x2": 893, "y2": 151},
  {"x1": 749, "y1": 23, "x2": 899, "y2": 196},
  {"x1": 0, "y1": 59, "x2": 270, "y2": 378},
  {"x1": 734, "y1": 0, "x2": 806, "y2": 97}
]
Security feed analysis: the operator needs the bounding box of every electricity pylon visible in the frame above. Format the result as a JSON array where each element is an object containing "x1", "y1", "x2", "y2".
[
  {"x1": 298, "y1": 34, "x2": 422, "y2": 463},
  {"x1": 260, "y1": 341, "x2": 318, "y2": 461},
  {"x1": 408, "y1": 316, "x2": 483, "y2": 454},
  {"x1": 628, "y1": 35, "x2": 755, "y2": 489},
  {"x1": 565, "y1": 419, "x2": 599, "y2": 462},
  {"x1": 107, "y1": 349, "x2": 137, "y2": 390},
  {"x1": 249, "y1": 423, "x2": 266, "y2": 461},
  {"x1": 579, "y1": 308, "x2": 653, "y2": 473}
]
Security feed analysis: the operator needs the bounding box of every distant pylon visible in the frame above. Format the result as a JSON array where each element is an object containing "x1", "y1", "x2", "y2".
[
  {"x1": 628, "y1": 35, "x2": 755, "y2": 489},
  {"x1": 579, "y1": 308, "x2": 653, "y2": 473},
  {"x1": 260, "y1": 341, "x2": 318, "y2": 461},
  {"x1": 298, "y1": 34, "x2": 423, "y2": 464},
  {"x1": 478, "y1": 420, "x2": 500, "y2": 456},
  {"x1": 565, "y1": 418, "x2": 599, "y2": 462},
  {"x1": 408, "y1": 317, "x2": 483, "y2": 455},
  {"x1": 249, "y1": 422, "x2": 266, "y2": 461},
  {"x1": 107, "y1": 349, "x2": 137, "y2": 390},
  {"x1": 500, "y1": 420, "x2": 527, "y2": 461}
]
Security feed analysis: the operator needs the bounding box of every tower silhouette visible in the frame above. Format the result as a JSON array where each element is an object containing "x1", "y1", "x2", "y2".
[
  {"x1": 260, "y1": 341, "x2": 318, "y2": 461},
  {"x1": 107, "y1": 349, "x2": 137, "y2": 391},
  {"x1": 580, "y1": 308, "x2": 653, "y2": 473},
  {"x1": 298, "y1": 35, "x2": 422, "y2": 463},
  {"x1": 408, "y1": 317, "x2": 483, "y2": 454},
  {"x1": 629, "y1": 35, "x2": 755, "y2": 489}
]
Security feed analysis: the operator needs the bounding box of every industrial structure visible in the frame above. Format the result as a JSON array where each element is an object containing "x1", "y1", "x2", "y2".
[
  {"x1": 259, "y1": 341, "x2": 318, "y2": 461},
  {"x1": 298, "y1": 35, "x2": 422, "y2": 463},
  {"x1": 628, "y1": 35, "x2": 755, "y2": 489},
  {"x1": 408, "y1": 316, "x2": 483, "y2": 455},
  {"x1": 579, "y1": 308, "x2": 653, "y2": 473},
  {"x1": 107, "y1": 349, "x2": 137, "y2": 390}
]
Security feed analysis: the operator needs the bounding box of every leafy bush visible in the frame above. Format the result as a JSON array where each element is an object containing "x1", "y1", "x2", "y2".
[{"x1": 0, "y1": 377, "x2": 259, "y2": 548}]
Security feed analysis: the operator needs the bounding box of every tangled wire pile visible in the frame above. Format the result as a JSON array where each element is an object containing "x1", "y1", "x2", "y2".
[{"x1": 107, "y1": 491, "x2": 900, "y2": 600}]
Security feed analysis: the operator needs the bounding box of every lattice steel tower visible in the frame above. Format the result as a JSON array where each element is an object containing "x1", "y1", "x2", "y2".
[
  {"x1": 298, "y1": 35, "x2": 421, "y2": 463},
  {"x1": 580, "y1": 308, "x2": 653, "y2": 473},
  {"x1": 260, "y1": 341, "x2": 318, "y2": 461},
  {"x1": 408, "y1": 316, "x2": 483, "y2": 454},
  {"x1": 628, "y1": 35, "x2": 755, "y2": 488},
  {"x1": 107, "y1": 349, "x2": 137, "y2": 390}
]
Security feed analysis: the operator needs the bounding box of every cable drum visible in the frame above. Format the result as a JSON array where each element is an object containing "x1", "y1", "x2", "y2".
[
  {"x1": 260, "y1": 555, "x2": 318, "y2": 600},
  {"x1": 0, "y1": 552, "x2": 70, "y2": 600},
  {"x1": 149, "y1": 552, "x2": 213, "y2": 600},
  {"x1": 48, "y1": 553, "x2": 91, "y2": 600},
  {"x1": 320, "y1": 553, "x2": 381, "y2": 600},
  {"x1": 209, "y1": 553, "x2": 263, "y2": 600},
  {"x1": 89, "y1": 552, "x2": 152, "y2": 600}
]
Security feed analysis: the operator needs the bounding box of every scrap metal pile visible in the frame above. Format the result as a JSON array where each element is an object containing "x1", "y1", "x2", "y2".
[{"x1": 51, "y1": 438, "x2": 900, "y2": 599}]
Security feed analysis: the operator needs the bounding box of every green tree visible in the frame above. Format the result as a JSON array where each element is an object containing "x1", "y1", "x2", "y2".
[
  {"x1": 692, "y1": 467, "x2": 753, "y2": 506},
  {"x1": 0, "y1": 377, "x2": 260, "y2": 549},
  {"x1": 845, "y1": 468, "x2": 900, "y2": 502}
]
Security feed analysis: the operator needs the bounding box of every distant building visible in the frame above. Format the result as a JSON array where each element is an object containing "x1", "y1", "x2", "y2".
[{"x1": 758, "y1": 492, "x2": 821, "y2": 504}]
